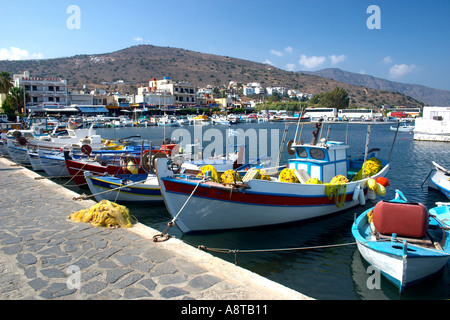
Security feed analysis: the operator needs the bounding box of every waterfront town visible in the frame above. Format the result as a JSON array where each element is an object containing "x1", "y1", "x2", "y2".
[{"x1": 0, "y1": 70, "x2": 418, "y2": 121}]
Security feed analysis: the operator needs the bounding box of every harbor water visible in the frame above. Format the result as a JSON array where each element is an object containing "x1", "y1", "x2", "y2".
[{"x1": 61, "y1": 121, "x2": 450, "y2": 300}]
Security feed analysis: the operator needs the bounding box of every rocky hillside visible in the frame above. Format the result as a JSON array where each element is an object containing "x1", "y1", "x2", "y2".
[
  {"x1": 306, "y1": 68, "x2": 450, "y2": 106},
  {"x1": 0, "y1": 45, "x2": 424, "y2": 108}
]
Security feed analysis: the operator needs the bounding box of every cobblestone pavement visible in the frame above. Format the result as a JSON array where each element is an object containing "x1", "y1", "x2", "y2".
[{"x1": 0, "y1": 157, "x2": 310, "y2": 300}]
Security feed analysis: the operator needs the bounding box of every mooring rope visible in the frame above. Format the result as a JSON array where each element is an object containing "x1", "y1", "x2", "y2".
[
  {"x1": 180, "y1": 239, "x2": 359, "y2": 265},
  {"x1": 153, "y1": 177, "x2": 206, "y2": 242}
]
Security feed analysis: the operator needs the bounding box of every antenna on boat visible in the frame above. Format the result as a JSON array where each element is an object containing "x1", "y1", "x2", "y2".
[
  {"x1": 362, "y1": 124, "x2": 371, "y2": 179},
  {"x1": 388, "y1": 121, "x2": 400, "y2": 163}
]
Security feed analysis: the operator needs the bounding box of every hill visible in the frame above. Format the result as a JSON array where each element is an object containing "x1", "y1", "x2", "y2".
[
  {"x1": 0, "y1": 45, "x2": 424, "y2": 108},
  {"x1": 305, "y1": 68, "x2": 450, "y2": 106}
]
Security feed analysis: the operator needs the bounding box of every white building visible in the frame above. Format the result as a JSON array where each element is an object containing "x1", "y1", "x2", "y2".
[
  {"x1": 146, "y1": 77, "x2": 197, "y2": 106},
  {"x1": 13, "y1": 71, "x2": 68, "y2": 109},
  {"x1": 266, "y1": 86, "x2": 287, "y2": 96},
  {"x1": 135, "y1": 90, "x2": 174, "y2": 107},
  {"x1": 243, "y1": 82, "x2": 264, "y2": 96}
]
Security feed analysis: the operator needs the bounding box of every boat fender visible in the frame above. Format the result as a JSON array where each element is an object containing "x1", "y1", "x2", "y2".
[
  {"x1": 375, "y1": 183, "x2": 386, "y2": 195},
  {"x1": 127, "y1": 161, "x2": 138, "y2": 175},
  {"x1": 368, "y1": 189, "x2": 377, "y2": 200},
  {"x1": 358, "y1": 187, "x2": 366, "y2": 205},
  {"x1": 352, "y1": 185, "x2": 361, "y2": 202}
]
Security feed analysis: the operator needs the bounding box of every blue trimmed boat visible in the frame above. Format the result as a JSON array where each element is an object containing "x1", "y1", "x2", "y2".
[
  {"x1": 429, "y1": 161, "x2": 450, "y2": 200},
  {"x1": 156, "y1": 122, "x2": 392, "y2": 233},
  {"x1": 84, "y1": 171, "x2": 162, "y2": 203},
  {"x1": 352, "y1": 190, "x2": 450, "y2": 293}
]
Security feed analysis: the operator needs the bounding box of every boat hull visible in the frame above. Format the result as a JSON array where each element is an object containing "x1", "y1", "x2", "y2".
[
  {"x1": 39, "y1": 151, "x2": 69, "y2": 177},
  {"x1": 84, "y1": 172, "x2": 162, "y2": 203},
  {"x1": 352, "y1": 202, "x2": 450, "y2": 292},
  {"x1": 7, "y1": 142, "x2": 30, "y2": 166},
  {"x1": 65, "y1": 158, "x2": 146, "y2": 186},
  {"x1": 356, "y1": 241, "x2": 449, "y2": 292},
  {"x1": 429, "y1": 162, "x2": 450, "y2": 200},
  {"x1": 157, "y1": 158, "x2": 390, "y2": 233}
]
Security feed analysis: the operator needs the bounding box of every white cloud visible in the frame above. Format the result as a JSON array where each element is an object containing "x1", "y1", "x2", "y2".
[
  {"x1": 382, "y1": 56, "x2": 394, "y2": 64},
  {"x1": 284, "y1": 46, "x2": 293, "y2": 54},
  {"x1": 0, "y1": 47, "x2": 43, "y2": 60},
  {"x1": 269, "y1": 49, "x2": 283, "y2": 57},
  {"x1": 329, "y1": 54, "x2": 346, "y2": 65},
  {"x1": 389, "y1": 64, "x2": 417, "y2": 78},
  {"x1": 286, "y1": 63, "x2": 296, "y2": 71},
  {"x1": 134, "y1": 36, "x2": 144, "y2": 42},
  {"x1": 360, "y1": 70, "x2": 367, "y2": 75},
  {"x1": 298, "y1": 54, "x2": 326, "y2": 69},
  {"x1": 264, "y1": 59, "x2": 274, "y2": 66}
]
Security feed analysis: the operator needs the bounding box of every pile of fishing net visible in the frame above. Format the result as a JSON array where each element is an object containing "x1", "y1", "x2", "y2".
[
  {"x1": 325, "y1": 175, "x2": 349, "y2": 208},
  {"x1": 197, "y1": 166, "x2": 270, "y2": 184},
  {"x1": 352, "y1": 157, "x2": 383, "y2": 181},
  {"x1": 278, "y1": 168, "x2": 299, "y2": 183},
  {"x1": 305, "y1": 177, "x2": 323, "y2": 184},
  {"x1": 220, "y1": 169, "x2": 242, "y2": 184},
  {"x1": 252, "y1": 169, "x2": 271, "y2": 181},
  {"x1": 69, "y1": 200, "x2": 133, "y2": 228},
  {"x1": 197, "y1": 165, "x2": 221, "y2": 183}
]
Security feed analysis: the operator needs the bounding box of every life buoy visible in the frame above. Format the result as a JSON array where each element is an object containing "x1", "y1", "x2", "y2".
[
  {"x1": 81, "y1": 144, "x2": 92, "y2": 155},
  {"x1": 286, "y1": 140, "x2": 295, "y2": 155},
  {"x1": 141, "y1": 152, "x2": 152, "y2": 173}
]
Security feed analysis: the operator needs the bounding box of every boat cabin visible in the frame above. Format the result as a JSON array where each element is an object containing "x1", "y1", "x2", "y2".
[{"x1": 288, "y1": 140, "x2": 349, "y2": 183}]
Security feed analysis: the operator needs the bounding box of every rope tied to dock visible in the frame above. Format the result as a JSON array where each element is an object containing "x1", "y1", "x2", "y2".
[
  {"x1": 153, "y1": 177, "x2": 206, "y2": 242},
  {"x1": 183, "y1": 240, "x2": 360, "y2": 265}
]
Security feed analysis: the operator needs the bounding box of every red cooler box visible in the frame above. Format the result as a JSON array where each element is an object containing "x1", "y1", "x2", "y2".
[{"x1": 373, "y1": 201, "x2": 429, "y2": 238}]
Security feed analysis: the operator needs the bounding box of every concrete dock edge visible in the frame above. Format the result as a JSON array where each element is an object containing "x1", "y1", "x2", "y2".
[{"x1": 0, "y1": 156, "x2": 312, "y2": 300}]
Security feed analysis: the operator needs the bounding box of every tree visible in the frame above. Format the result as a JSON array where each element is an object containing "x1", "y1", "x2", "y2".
[
  {"x1": 5, "y1": 87, "x2": 29, "y2": 114},
  {"x1": 310, "y1": 87, "x2": 349, "y2": 110},
  {"x1": 323, "y1": 87, "x2": 349, "y2": 110},
  {"x1": 0, "y1": 71, "x2": 13, "y2": 94}
]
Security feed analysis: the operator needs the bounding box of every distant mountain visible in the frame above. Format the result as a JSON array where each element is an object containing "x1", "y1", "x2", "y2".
[
  {"x1": 304, "y1": 68, "x2": 450, "y2": 106},
  {"x1": 0, "y1": 45, "x2": 424, "y2": 108}
]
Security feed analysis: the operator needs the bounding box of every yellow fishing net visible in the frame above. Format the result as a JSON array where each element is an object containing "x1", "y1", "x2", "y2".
[
  {"x1": 221, "y1": 170, "x2": 242, "y2": 184},
  {"x1": 325, "y1": 175, "x2": 349, "y2": 208},
  {"x1": 305, "y1": 177, "x2": 323, "y2": 184},
  {"x1": 197, "y1": 165, "x2": 220, "y2": 183},
  {"x1": 69, "y1": 200, "x2": 133, "y2": 228},
  {"x1": 279, "y1": 168, "x2": 299, "y2": 183},
  {"x1": 254, "y1": 169, "x2": 271, "y2": 181},
  {"x1": 352, "y1": 157, "x2": 383, "y2": 181}
]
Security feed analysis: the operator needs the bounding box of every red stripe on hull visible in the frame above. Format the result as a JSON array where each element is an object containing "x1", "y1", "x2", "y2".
[
  {"x1": 163, "y1": 179, "x2": 356, "y2": 206},
  {"x1": 65, "y1": 159, "x2": 146, "y2": 186}
]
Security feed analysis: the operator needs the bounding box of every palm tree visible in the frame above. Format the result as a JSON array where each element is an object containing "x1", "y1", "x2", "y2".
[
  {"x1": 0, "y1": 71, "x2": 13, "y2": 94},
  {"x1": 7, "y1": 87, "x2": 29, "y2": 113}
]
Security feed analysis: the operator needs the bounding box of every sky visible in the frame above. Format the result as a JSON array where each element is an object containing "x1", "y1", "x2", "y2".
[{"x1": 0, "y1": 0, "x2": 449, "y2": 90}]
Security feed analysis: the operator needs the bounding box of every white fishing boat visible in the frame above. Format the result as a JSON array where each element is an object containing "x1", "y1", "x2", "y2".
[
  {"x1": 157, "y1": 115, "x2": 180, "y2": 127},
  {"x1": 390, "y1": 124, "x2": 414, "y2": 132},
  {"x1": 27, "y1": 126, "x2": 106, "y2": 152},
  {"x1": 189, "y1": 114, "x2": 212, "y2": 125},
  {"x1": 38, "y1": 149, "x2": 70, "y2": 177},
  {"x1": 352, "y1": 190, "x2": 450, "y2": 293},
  {"x1": 84, "y1": 171, "x2": 162, "y2": 203},
  {"x1": 428, "y1": 161, "x2": 450, "y2": 200},
  {"x1": 156, "y1": 122, "x2": 393, "y2": 233}
]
